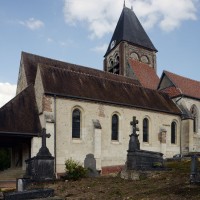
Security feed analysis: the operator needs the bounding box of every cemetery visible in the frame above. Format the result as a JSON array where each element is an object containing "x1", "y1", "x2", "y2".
[{"x1": 1, "y1": 118, "x2": 200, "y2": 199}]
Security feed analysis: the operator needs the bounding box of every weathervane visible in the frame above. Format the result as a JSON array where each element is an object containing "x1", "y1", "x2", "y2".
[{"x1": 124, "y1": 0, "x2": 126, "y2": 8}]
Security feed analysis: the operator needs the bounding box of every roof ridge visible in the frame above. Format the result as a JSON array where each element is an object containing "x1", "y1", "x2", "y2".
[{"x1": 164, "y1": 70, "x2": 200, "y2": 84}]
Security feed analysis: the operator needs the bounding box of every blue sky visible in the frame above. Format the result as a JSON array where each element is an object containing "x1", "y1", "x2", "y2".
[{"x1": 0, "y1": 0, "x2": 200, "y2": 106}]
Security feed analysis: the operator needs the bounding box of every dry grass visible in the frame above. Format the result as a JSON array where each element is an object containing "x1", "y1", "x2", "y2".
[{"x1": 29, "y1": 160, "x2": 200, "y2": 200}]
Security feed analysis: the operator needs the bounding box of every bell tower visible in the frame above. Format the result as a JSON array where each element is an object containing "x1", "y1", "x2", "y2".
[{"x1": 104, "y1": 6, "x2": 158, "y2": 77}]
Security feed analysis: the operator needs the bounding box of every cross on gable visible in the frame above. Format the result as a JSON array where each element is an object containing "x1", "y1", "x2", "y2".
[
  {"x1": 130, "y1": 116, "x2": 139, "y2": 134},
  {"x1": 38, "y1": 128, "x2": 51, "y2": 148}
]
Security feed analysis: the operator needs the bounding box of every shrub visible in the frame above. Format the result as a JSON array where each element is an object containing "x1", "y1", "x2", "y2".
[{"x1": 65, "y1": 158, "x2": 87, "y2": 180}]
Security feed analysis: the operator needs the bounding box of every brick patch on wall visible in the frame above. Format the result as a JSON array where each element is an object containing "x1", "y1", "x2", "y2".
[{"x1": 101, "y1": 165, "x2": 124, "y2": 175}]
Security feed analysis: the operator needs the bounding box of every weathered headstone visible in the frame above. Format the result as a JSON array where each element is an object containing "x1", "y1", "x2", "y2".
[
  {"x1": 84, "y1": 154, "x2": 99, "y2": 177},
  {"x1": 190, "y1": 155, "x2": 200, "y2": 183}
]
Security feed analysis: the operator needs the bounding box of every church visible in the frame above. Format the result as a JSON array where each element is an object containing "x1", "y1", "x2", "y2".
[{"x1": 0, "y1": 6, "x2": 199, "y2": 175}]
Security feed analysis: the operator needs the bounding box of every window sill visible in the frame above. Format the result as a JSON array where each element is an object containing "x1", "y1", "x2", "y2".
[
  {"x1": 72, "y1": 138, "x2": 82, "y2": 144},
  {"x1": 111, "y1": 141, "x2": 121, "y2": 145},
  {"x1": 143, "y1": 142, "x2": 150, "y2": 146},
  {"x1": 171, "y1": 143, "x2": 177, "y2": 146}
]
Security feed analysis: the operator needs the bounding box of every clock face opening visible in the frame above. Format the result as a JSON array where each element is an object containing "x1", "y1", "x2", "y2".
[{"x1": 110, "y1": 40, "x2": 116, "y2": 49}]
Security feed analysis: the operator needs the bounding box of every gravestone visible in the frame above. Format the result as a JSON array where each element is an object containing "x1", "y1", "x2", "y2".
[
  {"x1": 126, "y1": 116, "x2": 163, "y2": 170},
  {"x1": 25, "y1": 128, "x2": 55, "y2": 181},
  {"x1": 190, "y1": 155, "x2": 200, "y2": 183},
  {"x1": 84, "y1": 154, "x2": 99, "y2": 177},
  {"x1": 4, "y1": 188, "x2": 54, "y2": 200}
]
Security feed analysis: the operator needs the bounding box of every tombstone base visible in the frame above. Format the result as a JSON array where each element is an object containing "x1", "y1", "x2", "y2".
[
  {"x1": 4, "y1": 188, "x2": 54, "y2": 200},
  {"x1": 127, "y1": 150, "x2": 163, "y2": 170}
]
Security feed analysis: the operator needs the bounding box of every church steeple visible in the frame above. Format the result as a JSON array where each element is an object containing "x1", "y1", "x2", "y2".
[{"x1": 104, "y1": 6, "x2": 157, "y2": 76}]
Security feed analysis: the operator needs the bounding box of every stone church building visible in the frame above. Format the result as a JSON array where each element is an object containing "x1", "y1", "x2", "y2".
[{"x1": 0, "y1": 6, "x2": 199, "y2": 175}]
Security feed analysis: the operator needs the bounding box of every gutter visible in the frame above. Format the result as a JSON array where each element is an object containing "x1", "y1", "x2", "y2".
[{"x1": 0, "y1": 131, "x2": 38, "y2": 137}]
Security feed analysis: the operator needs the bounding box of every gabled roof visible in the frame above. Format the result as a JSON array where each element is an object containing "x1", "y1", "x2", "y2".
[
  {"x1": 129, "y1": 60, "x2": 159, "y2": 90},
  {"x1": 21, "y1": 51, "x2": 140, "y2": 87},
  {"x1": 0, "y1": 85, "x2": 41, "y2": 134},
  {"x1": 38, "y1": 64, "x2": 181, "y2": 115},
  {"x1": 159, "y1": 71, "x2": 200, "y2": 100},
  {"x1": 105, "y1": 7, "x2": 157, "y2": 56}
]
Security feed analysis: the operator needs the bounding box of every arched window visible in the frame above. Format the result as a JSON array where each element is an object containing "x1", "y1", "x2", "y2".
[
  {"x1": 171, "y1": 121, "x2": 176, "y2": 144},
  {"x1": 191, "y1": 105, "x2": 198, "y2": 133},
  {"x1": 72, "y1": 109, "x2": 81, "y2": 138},
  {"x1": 112, "y1": 114, "x2": 119, "y2": 140},
  {"x1": 143, "y1": 118, "x2": 149, "y2": 142},
  {"x1": 130, "y1": 52, "x2": 139, "y2": 60},
  {"x1": 141, "y1": 55, "x2": 149, "y2": 64},
  {"x1": 114, "y1": 53, "x2": 119, "y2": 63}
]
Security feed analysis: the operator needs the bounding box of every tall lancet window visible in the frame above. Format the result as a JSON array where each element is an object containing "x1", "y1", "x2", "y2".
[
  {"x1": 171, "y1": 121, "x2": 177, "y2": 144},
  {"x1": 191, "y1": 105, "x2": 198, "y2": 133},
  {"x1": 143, "y1": 118, "x2": 149, "y2": 142},
  {"x1": 72, "y1": 109, "x2": 81, "y2": 138},
  {"x1": 112, "y1": 114, "x2": 119, "y2": 141}
]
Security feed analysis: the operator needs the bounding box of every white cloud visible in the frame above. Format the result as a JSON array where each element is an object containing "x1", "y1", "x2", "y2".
[
  {"x1": 47, "y1": 37, "x2": 54, "y2": 43},
  {"x1": 91, "y1": 43, "x2": 108, "y2": 53},
  {"x1": 19, "y1": 18, "x2": 44, "y2": 30},
  {"x1": 0, "y1": 83, "x2": 16, "y2": 107},
  {"x1": 63, "y1": 0, "x2": 198, "y2": 37},
  {"x1": 134, "y1": 0, "x2": 197, "y2": 32}
]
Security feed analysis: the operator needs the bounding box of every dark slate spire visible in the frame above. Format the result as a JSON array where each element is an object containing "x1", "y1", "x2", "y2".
[{"x1": 104, "y1": 7, "x2": 157, "y2": 56}]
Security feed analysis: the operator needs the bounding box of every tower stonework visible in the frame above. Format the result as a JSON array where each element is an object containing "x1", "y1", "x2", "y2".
[{"x1": 104, "y1": 6, "x2": 157, "y2": 78}]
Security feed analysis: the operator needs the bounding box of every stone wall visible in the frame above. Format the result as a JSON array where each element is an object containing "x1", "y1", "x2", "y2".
[
  {"x1": 175, "y1": 97, "x2": 200, "y2": 152},
  {"x1": 125, "y1": 43, "x2": 157, "y2": 71},
  {"x1": 31, "y1": 96, "x2": 181, "y2": 174}
]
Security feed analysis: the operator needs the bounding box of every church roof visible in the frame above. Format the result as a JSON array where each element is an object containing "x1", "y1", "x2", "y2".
[
  {"x1": 129, "y1": 60, "x2": 159, "y2": 90},
  {"x1": 38, "y1": 64, "x2": 181, "y2": 115},
  {"x1": 159, "y1": 71, "x2": 200, "y2": 100},
  {"x1": 105, "y1": 7, "x2": 157, "y2": 56},
  {"x1": 21, "y1": 51, "x2": 140, "y2": 87},
  {"x1": 0, "y1": 85, "x2": 41, "y2": 134}
]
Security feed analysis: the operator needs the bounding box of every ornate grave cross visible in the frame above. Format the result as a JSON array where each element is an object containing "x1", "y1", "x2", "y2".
[
  {"x1": 39, "y1": 128, "x2": 51, "y2": 148},
  {"x1": 130, "y1": 116, "x2": 139, "y2": 135},
  {"x1": 128, "y1": 116, "x2": 140, "y2": 151},
  {"x1": 37, "y1": 128, "x2": 51, "y2": 156}
]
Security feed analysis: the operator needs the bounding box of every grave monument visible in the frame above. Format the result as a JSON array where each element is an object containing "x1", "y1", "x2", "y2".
[
  {"x1": 127, "y1": 117, "x2": 163, "y2": 170},
  {"x1": 25, "y1": 128, "x2": 55, "y2": 181},
  {"x1": 121, "y1": 116, "x2": 164, "y2": 180}
]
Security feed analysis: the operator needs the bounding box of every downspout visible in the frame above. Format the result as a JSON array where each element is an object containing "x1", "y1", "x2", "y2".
[
  {"x1": 180, "y1": 118, "x2": 182, "y2": 156},
  {"x1": 175, "y1": 88, "x2": 183, "y2": 156},
  {"x1": 54, "y1": 95, "x2": 57, "y2": 176}
]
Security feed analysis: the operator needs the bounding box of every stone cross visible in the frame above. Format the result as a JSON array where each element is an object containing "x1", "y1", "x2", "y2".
[
  {"x1": 130, "y1": 116, "x2": 139, "y2": 135},
  {"x1": 128, "y1": 116, "x2": 140, "y2": 151},
  {"x1": 39, "y1": 128, "x2": 51, "y2": 148}
]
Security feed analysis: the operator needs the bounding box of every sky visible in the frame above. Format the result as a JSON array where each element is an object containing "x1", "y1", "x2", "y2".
[{"x1": 0, "y1": 0, "x2": 200, "y2": 107}]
